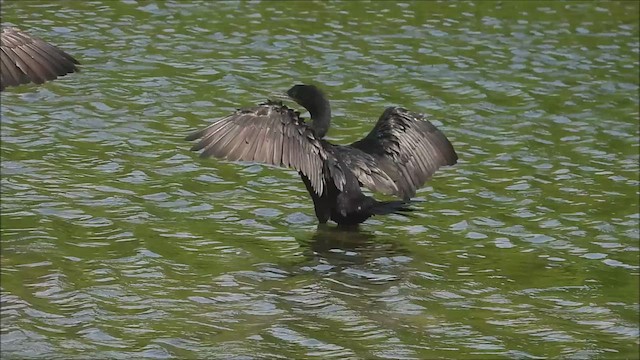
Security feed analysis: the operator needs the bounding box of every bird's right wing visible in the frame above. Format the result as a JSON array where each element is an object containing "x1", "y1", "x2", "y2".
[
  {"x1": 186, "y1": 102, "x2": 329, "y2": 196},
  {"x1": 1, "y1": 27, "x2": 80, "y2": 91}
]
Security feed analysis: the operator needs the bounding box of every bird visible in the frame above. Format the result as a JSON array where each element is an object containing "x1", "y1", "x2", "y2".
[
  {"x1": 1, "y1": 27, "x2": 80, "y2": 92},
  {"x1": 186, "y1": 84, "x2": 458, "y2": 226}
]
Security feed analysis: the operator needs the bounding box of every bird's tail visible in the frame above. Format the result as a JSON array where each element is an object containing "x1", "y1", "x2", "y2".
[{"x1": 370, "y1": 200, "x2": 419, "y2": 216}]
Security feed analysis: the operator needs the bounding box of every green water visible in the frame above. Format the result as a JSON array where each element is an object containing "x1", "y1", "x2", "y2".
[{"x1": 1, "y1": 1, "x2": 638, "y2": 358}]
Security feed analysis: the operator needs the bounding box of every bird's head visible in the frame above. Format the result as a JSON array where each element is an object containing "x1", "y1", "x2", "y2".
[
  {"x1": 286, "y1": 84, "x2": 331, "y2": 138},
  {"x1": 287, "y1": 84, "x2": 326, "y2": 109}
]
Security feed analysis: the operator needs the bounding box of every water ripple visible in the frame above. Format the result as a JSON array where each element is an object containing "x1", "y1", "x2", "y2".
[{"x1": 1, "y1": 1, "x2": 638, "y2": 359}]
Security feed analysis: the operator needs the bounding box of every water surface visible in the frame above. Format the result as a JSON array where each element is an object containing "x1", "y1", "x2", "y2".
[{"x1": 1, "y1": 1, "x2": 638, "y2": 359}]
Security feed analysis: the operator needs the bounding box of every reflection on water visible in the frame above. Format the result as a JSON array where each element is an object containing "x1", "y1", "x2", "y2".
[
  {"x1": 1, "y1": 0, "x2": 639, "y2": 359},
  {"x1": 300, "y1": 226, "x2": 409, "y2": 279}
]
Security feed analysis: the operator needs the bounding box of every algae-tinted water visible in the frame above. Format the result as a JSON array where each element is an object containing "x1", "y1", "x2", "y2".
[{"x1": 1, "y1": 1, "x2": 638, "y2": 358}]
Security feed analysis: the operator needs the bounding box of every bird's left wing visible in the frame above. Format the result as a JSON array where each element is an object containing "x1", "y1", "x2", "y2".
[
  {"x1": 329, "y1": 145, "x2": 399, "y2": 196},
  {"x1": 349, "y1": 106, "x2": 458, "y2": 200}
]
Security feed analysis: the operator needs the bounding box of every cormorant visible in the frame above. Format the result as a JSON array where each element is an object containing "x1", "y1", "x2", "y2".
[
  {"x1": 186, "y1": 84, "x2": 458, "y2": 226},
  {"x1": 1, "y1": 27, "x2": 80, "y2": 92}
]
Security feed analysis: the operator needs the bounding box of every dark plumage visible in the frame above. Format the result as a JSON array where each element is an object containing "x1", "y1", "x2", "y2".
[
  {"x1": 1, "y1": 27, "x2": 80, "y2": 91},
  {"x1": 186, "y1": 84, "x2": 458, "y2": 226}
]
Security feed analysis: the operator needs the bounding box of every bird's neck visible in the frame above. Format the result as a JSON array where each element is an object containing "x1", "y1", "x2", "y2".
[{"x1": 309, "y1": 99, "x2": 331, "y2": 138}]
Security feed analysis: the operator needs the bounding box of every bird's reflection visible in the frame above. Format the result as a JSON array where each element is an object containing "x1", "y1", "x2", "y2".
[{"x1": 298, "y1": 224, "x2": 409, "y2": 267}]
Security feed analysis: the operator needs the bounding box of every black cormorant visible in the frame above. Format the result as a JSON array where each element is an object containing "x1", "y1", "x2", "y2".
[
  {"x1": 1, "y1": 27, "x2": 80, "y2": 91},
  {"x1": 186, "y1": 84, "x2": 458, "y2": 226}
]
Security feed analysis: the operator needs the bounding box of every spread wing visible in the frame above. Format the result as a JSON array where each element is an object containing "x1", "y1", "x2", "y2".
[
  {"x1": 1, "y1": 27, "x2": 80, "y2": 92},
  {"x1": 330, "y1": 145, "x2": 399, "y2": 196},
  {"x1": 185, "y1": 101, "x2": 328, "y2": 196},
  {"x1": 349, "y1": 106, "x2": 458, "y2": 200}
]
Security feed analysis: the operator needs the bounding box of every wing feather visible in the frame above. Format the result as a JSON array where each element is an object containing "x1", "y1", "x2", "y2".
[
  {"x1": 250, "y1": 119, "x2": 269, "y2": 162},
  {"x1": 200, "y1": 121, "x2": 242, "y2": 158},
  {"x1": 21, "y1": 43, "x2": 61, "y2": 81},
  {"x1": 329, "y1": 145, "x2": 398, "y2": 196},
  {"x1": 186, "y1": 102, "x2": 328, "y2": 196},
  {"x1": 1, "y1": 49, "x2": 23, "y2": 89},
  {"x1": 349, "y1": 107, "x2": 457, "y2": 199},
  {"x1": 223, "y1": 123, "x2": 253, "y2": 161},
  {"x1": 272, "y1": 119, "x2": 283, "y2": 165},
  {"x1": 3, "y1": 44, "x2": 43, "y2": 84},
  {"x1": 281, "y1": 127, "x2": 291, "y2": 168},
  {"x1": 1, "y1": 27, "x2": 79, "y2": 91}
]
